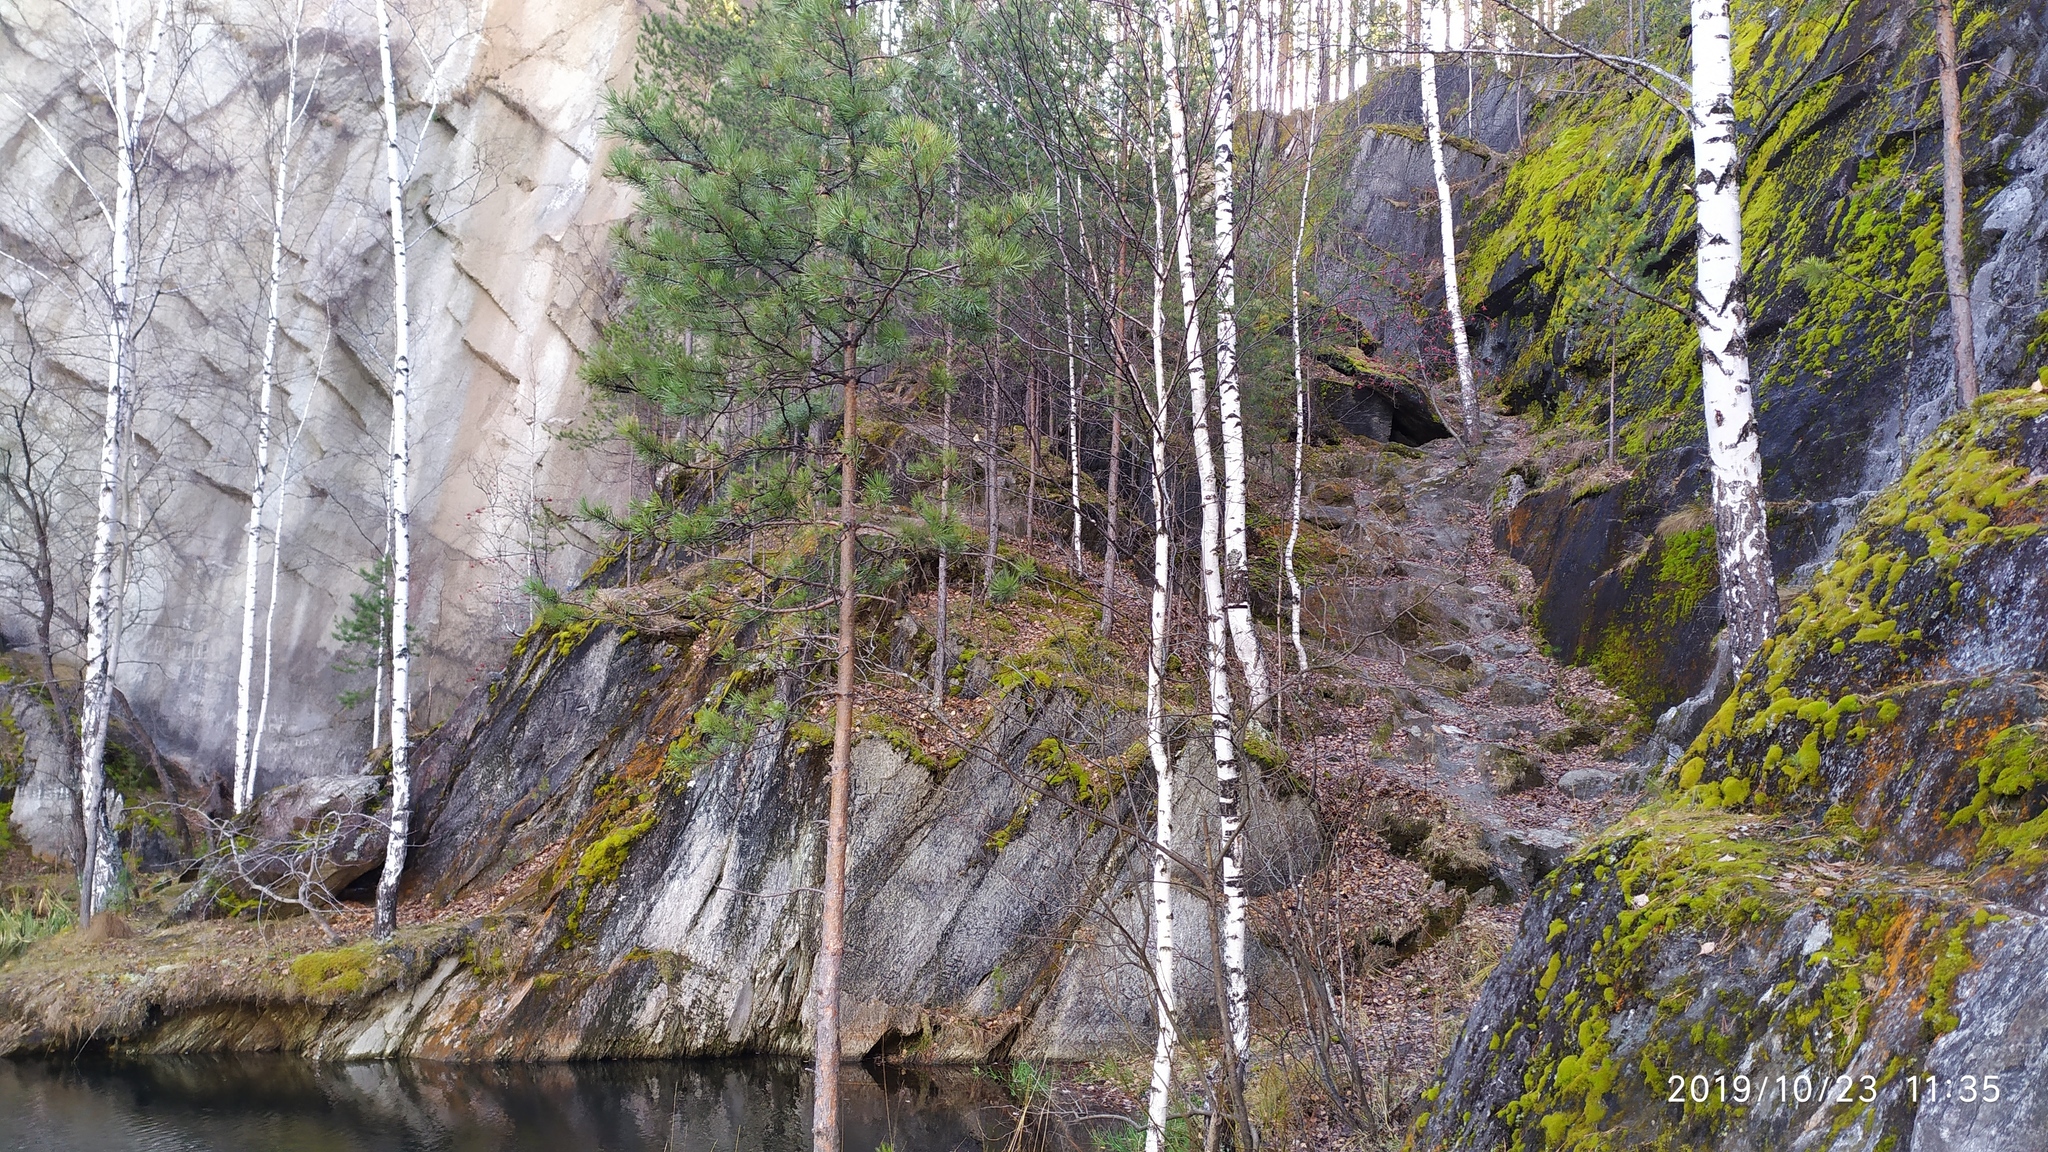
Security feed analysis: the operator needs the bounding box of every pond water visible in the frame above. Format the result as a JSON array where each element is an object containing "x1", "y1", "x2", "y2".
[{"x1": 0, "y1": 1055, "x2": 1112, "y2": 1152}]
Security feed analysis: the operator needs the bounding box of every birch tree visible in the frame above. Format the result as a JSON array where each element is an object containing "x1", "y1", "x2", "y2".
[
  {"x1": 1198, "y1": 0, "x2": 1274, "y2": 714},
  {"x1": 233, "y1": 0, "x2": 317, "y2": 815},
  {"x1": 1933, "y1": 0, "x2": 1977, "y2": 405},
  {"x1": 1283, "y1": 43, "x2": 1320, "y2": 676},
  {"x1": 1057, "y1": 175, "x2": 1085, "y2": 571},
  {"x1": 1688, "y1": 0, "x2": 1777, "y2": 662},
  {"x1": 1142, "y1": 121, "x2": 1178, "y2": 1152},
  {"x1": 1419, "y1": 0, "x2": 1479, "y2": 434},
  {"x1": 1496, "y1": 0, "x2": 1780, "y2": 664},
  {"x1": 1156, "y1": 0, "x2": 1250, "y2": 1087},
  {"x1": 371, "y1": 0, "x2": 416, "y2": 938},
  {"x1": 72, "y1": 0, "x2": 172, "y2": 919}
]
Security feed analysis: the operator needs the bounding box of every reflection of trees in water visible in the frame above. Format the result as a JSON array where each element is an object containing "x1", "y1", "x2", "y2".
[{"x1": 0, "y1": 1056, "x2": 1105, "y2": 1151}]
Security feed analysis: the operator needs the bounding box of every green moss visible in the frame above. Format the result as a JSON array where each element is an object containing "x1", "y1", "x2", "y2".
[
  {"x1": 576, "y1": 808, "x2": 657, "y2": 888},
  {"x1": 1030, "y1": 737, "x2": 1127, "y2": 811},
  {"x1": 985, "y1": 805, "x2": 1030, "y2": 854},
  {"x1": 290, "y1": 943, "x2": 379, "y2": 997},
  {"x1": 1241, "y1": 727, "x2": 1288, "y2": 772},
  {"x1": 1946, "y1": 724, "x2": 2048, "y2": 863},
  {"x1": 1922, "y1": 924, "x2": 1974, "y2": 1037},
  {"x1": 861, "y1": 715, "x2": 938, "y2": 771}
]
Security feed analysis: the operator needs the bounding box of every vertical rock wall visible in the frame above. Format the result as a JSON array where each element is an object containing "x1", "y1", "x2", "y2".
[{"x1": 0, "y1": 0, "x2": 647, "y2": 787}]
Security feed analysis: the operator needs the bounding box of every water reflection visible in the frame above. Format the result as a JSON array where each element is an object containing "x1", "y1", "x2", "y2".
[{"x1": 0, "y1": 1055, "x2": 1095, "y2": 1152}]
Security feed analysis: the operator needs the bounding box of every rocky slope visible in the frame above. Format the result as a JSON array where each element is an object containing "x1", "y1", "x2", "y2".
[
  {"x1": 1418, "y1": 390, "x2": 2048, "y2": 1151},
  {"x1": 1, "y1": 409, "x2": 1644, "y2": 1079}
]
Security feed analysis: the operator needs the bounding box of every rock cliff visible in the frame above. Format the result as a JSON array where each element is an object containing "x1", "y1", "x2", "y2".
[
  {"x1": 0, "y1": 549, "x2": 1325, "y2": 1061},
  {"x1": 1476, "y1": 0, "x2": 2048, "y2": 715},
  {"x1": 1418, "y1": 390, "x2": 2048, "y2": 1151},
  {"x1": 0, "y1": 0, "x2": 647, "y2": 787}
]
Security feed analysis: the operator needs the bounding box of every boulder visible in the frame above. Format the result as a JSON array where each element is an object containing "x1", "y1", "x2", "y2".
[
  {"x1": 1484, "y1": 826, "x2": 1578, "y2": 896},
  {"x1": 1556, "y1": 767, "x2": 1620, "y2": 800},
  {"x1": 1418, "y1": 818, "x2": 1497, "y2": 893},
  {"x1": 1421, "y1": 643, "x2": 1475, "y2": 671},
  {"x1": 1486, "y1": 671, "x2": 1550, "y2": 706},
  {"x1": 180, "y1": 774, "x2": 387, "y2": 917},
  {"x1": 2, "y1": 683, "x2": 80, "y2": 865},
  {"x1": 1478, "y1": 744, "x2": 1544, "y2": 794}
]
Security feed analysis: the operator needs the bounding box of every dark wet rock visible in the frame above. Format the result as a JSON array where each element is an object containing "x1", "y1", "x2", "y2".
[
  {"x1": 1555, "y1": 767, "x2": 1621, "y2": 800},
  {"x1": 1478, "y1": 0, "x2": 2048, "y2": 715},
  {"x1": 1420, "y1": 394, "x2": 2048, "y2": 1150}
]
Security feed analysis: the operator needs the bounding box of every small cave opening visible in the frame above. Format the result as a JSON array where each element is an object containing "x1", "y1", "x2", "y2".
[
  {"x1": 1320, "y1": 381, "x2": 1453, "y2": 446},
  {"x1": 336, "y1": 864, "x2": 383, "y2": 904}
]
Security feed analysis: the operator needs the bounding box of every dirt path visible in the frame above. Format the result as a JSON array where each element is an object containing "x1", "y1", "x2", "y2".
[{"x1": 1254, "y1": 420, "x2": 1649, "y2": 1143}]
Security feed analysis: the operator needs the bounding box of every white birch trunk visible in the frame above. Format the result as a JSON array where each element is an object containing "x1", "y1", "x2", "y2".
[
  {"x1": 1689, "y1": 0, "x2": 1777, "y2": 664},
  {"x1": 934, "y1": 91, "x2": 959, "y2": 715},
  {"x1": 234, "y1": 6, "x2": 308, "y2": 814},
  {"x1": 1934, "y1": 0, "x2": 1977, "y2": 405},
  {"x1": 1199, "y1": 0, "x2": 1274, "y2": 716},
  {"x1": 1159, "y1": 0, "x2": 1250, "y2": 1070},
  {"x1": 1420, "y1": 0, "x2": 1478, "y2": 435},
  {"x1": 1058, "y1": 177, "x2": 1085, "y2": 571},
  {"x1": 1284, "y1": 89, "x2": 1319, "y2": 675},
  {"x1": 77, "y1": 0, "x2": 169, "y2": 919},
  {"x1": 1143, "y1": 136, "x2": 1177, "y2": 1152},
  {"x1": 372, "y1": 0, "x2": 415, "y2": 937}
]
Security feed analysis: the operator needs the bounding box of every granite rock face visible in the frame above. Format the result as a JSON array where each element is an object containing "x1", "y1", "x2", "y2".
[
  {"x1": 1419, "y1": 392, "x2": 2048, "y2": 1151},
  {"x1": 0, "y1": 0, "x2": 647, "y2": 788}
]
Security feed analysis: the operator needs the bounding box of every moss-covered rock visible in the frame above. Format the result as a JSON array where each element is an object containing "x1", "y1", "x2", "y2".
[
  {"x1": 1418, "y1": 393, "x2": 2048, "y2": 1149},
  {"x1": 1481, "y1": 0, "x2": 2048, "y2": 713}
]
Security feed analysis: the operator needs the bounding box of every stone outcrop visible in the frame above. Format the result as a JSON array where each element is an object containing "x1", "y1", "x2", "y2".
[
  {"x1": 1418, "y1": 391, "x2": 2048, "y2": 1150},
  {"x1": 0, "y1": 679, "x2": 79, "y2": 864},
  {"x1": 0, "y1": 0, "x2": 648, "y2": 787},
  {"x1": 1476, "y1": 0, "x2": 2048, "y2": 715},
  {"x1": 0, "y1": 563, "x2": 1323, "y2": 1061}
]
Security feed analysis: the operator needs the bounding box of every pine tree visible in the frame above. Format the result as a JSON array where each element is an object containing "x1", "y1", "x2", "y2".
[{"x1": 593, "y1": 2, "x2": 961, "y2": 1143}]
